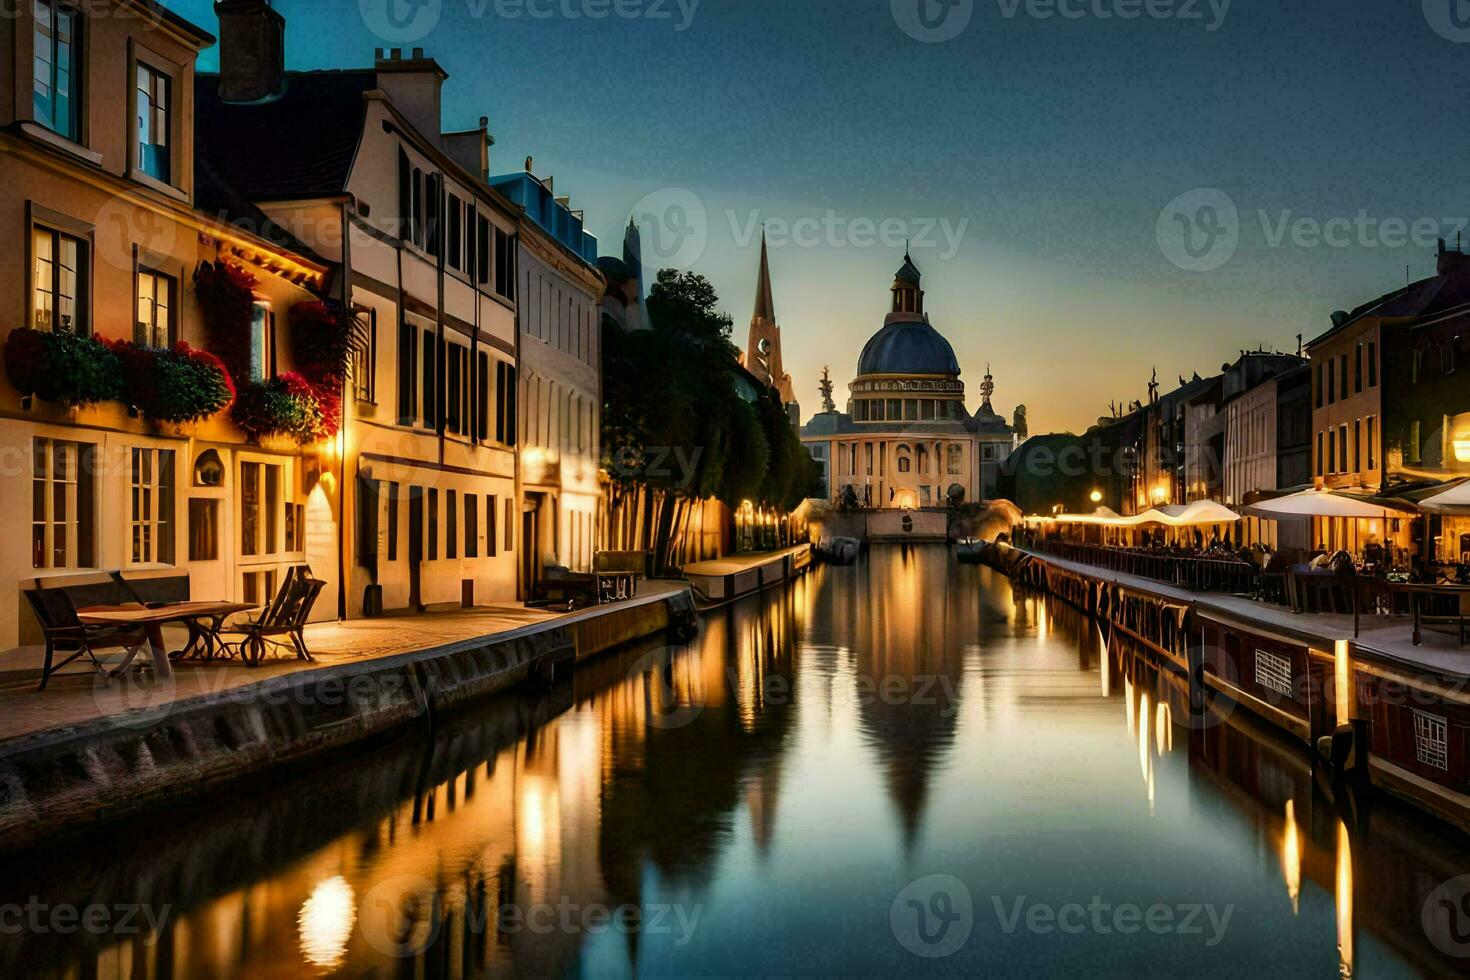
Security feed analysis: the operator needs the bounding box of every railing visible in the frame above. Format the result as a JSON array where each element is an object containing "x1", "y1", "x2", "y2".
[
  {"x1": 1028, "y1": 539, "x2": 1261, "y2": 597},
  {"x1": 1021, "y1": 534, "x2": 1469, "y2": 647}
]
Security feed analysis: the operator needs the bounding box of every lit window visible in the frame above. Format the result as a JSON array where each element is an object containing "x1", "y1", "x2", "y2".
[
  {"x1": 250, "y1": 301, "x2": 273, "y2": 380},
  {"x1": 32, "y1": 226, "x2": 86, "y2": 332},
  {"x1": 33, "y1": 0, "x2": 80, "y2": 140},
  {"x1": 135, "y1": 268, "x2": 174, "y2": 347},
  {"x1": 129, "y1": 447, "x2": 175, "y2": 564},
  {"x1": 240, "y1": 460, "x2": 282, "y2": 557},
  {"x1": 135, "y1": 62, "x2": 170, "y2": 182},
  {"x1": 32, "y1": 437, "x2": 96, "y2": 569}
]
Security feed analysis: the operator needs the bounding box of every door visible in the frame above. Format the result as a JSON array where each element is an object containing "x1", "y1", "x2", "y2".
[
  {"x1": 408, "y1": 486, "x2": 424, "y2": 610},
  {"x1": 521, "y1": 507, "x2": 539, "y2": 599}
]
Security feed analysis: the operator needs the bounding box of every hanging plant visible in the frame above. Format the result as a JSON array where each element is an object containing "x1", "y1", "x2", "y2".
[
  {"x1": 111, "y1": 341, "x2": 235, "y2": 423},
  {"x1": 288, "y1": 300, "x2": 367, "y2": 439},
  {"x1": 4, "y1": 328, "x2": 124, "y2": 406},
  {"x1": 193, "y1": 260, "x2": 258, "y2": 380},
  {"x1": 232, "y1": 372, "x2": 326, "y2": 444}
]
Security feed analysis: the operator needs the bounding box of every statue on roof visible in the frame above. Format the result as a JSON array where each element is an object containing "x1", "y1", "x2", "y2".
[
  {"x1": 1013, "y1": 405, "x2": 1028, "y2": 441},
  {"x1": 819, "y1": 366, "x2": 836, "y2": 414}
]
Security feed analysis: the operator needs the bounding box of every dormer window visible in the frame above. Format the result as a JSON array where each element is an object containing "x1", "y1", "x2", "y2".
[
  {"x1": 33, "y1": 1, "x2": 81, "y2": 141},
  {"x1": 135, "y1": 62, "x2": 171, "y2": 182}
]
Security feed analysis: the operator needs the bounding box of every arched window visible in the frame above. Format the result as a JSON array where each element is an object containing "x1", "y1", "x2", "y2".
[
  {"x1": 896, "y1": 444, "x2": 912, "y2": 473},
  {"x1": 947, "y1": 444, "x2": 963, "y2": 476},
  {"x1": 193, "y1": 449, "x2": 223, "y2": 487},
  {"x1": 916, "y1": 444, "x2": 929, "y2": 474}
]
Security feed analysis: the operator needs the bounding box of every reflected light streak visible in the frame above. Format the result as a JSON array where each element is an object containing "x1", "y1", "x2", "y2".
[
  {"x1": 1124, "y1": 679, "x2": 1136, "y2": 737},
  {"x1": 1154, "y1": 701, "x2": 1172, "y2": 755},
  {"x1": 297, "y1": 875, "x2": 356, "y2": 970},
  {"x1": 1336, "y1": 819, "x2": 1354, "y2": 978},
  {"x1": 1281, "y1": 800, "x2": 1301, "y2": 915}
]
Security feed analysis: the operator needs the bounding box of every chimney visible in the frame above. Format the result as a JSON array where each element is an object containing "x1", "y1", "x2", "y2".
[
  {"x1": 215, "y1": 0, "x2": 286, "y2": 104},
  {"x1": 441, "y1": 115, "x2": 494, "y2": 182},
  {"x1": 375, "y1": 47, "x2": 449, "y2": 144}
]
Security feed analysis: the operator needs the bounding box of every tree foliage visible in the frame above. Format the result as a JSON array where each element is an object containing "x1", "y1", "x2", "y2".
[{"x1": 602, "y1": 269, "x2": 819, "y2": 569}]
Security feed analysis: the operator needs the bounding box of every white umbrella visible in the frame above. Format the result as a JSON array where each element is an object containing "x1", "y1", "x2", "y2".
[
  {"x1": 1244, "y1": 488, "x2": 1405, "y2": 520},
  {"x1": 1418, "y1": 480, "x2": 1470, "y2": 515},
  {"x1": 1170, "y1": 500, "x2": 1242, "y2": 525}
]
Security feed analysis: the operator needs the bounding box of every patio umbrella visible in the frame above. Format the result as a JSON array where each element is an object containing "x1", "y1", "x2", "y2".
[
  {"x1": 1167, "y1": 500, "x2": 1242, "y2": 525},
  {"x1": 1417, "y1": 480, "x2": 1470, "y2": 515},
  {"x1": 1244, "y1": 488, "x2": 1404, "y2": 520}
]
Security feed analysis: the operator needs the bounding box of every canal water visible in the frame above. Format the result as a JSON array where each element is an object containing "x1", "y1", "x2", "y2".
[{"x1": 5, "y1": 547, "x2": 1470, "y2": 978}]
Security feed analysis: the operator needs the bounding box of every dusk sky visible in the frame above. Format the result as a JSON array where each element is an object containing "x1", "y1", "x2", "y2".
[{"x1": 173, "y1": 0, "x2": 1470, "y2": 435}]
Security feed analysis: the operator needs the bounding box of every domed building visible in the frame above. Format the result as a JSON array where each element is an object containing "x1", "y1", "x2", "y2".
[{"x1": 802, "y1": 253, "x2": 1018, "y2": 508}]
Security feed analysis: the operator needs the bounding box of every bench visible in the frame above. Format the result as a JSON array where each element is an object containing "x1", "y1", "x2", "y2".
[
  {"x1": 594, "y1": 551, "x2": 647, "y2": 603},
  {"x1": 24, "y1": 571, "x2": 191, "y2": 689}
]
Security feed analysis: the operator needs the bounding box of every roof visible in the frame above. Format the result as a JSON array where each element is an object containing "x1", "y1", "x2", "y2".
[
  {"x1": 753, "y1": 231, "x2": 775, "y2": 322},
  {"x1": 895, "y1": 253, "x2": 922, "y2": 284},
  {"x1": 132, "y1": 0, "x2": 215, "y2": 46},
  {"x1": 857, "y1": 319, "x2": 961, "y2": 377},
  {"x1": 194, "y1": 71, "x2": 376, "y2": 203},
  {"x1": 1306, "y1": 258, "x2": 1470, "y2": 351}
]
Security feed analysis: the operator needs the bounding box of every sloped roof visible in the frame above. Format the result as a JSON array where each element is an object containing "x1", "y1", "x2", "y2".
[{"x1": 194, "y1": 71, "x2": 375, "y2": 204}]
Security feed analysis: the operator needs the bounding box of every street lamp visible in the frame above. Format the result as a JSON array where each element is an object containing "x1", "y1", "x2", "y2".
[{"x1": 1090, "y1": 490, "x2": 1103, "y2": 504}]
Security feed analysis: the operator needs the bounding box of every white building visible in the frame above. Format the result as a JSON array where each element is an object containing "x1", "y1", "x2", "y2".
[
  {"x1": 198, "y1": 15, "x2": 523, "y2": 614},
  {"x1": 489, "y1": 172, "x2": 603, "y2": 590}
]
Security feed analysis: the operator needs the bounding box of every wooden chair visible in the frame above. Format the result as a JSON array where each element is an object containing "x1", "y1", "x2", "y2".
[
  {"x1": 23, "y1": 586, "x2": 149, "y2": 690},
  {"x1": 216, "y1": 568, "x2": 326, "y2": 666}
]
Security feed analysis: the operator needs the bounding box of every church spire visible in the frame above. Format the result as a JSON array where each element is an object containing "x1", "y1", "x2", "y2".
[{"x1": 753, "y1": 227, "x2": 775, "y2": 323}]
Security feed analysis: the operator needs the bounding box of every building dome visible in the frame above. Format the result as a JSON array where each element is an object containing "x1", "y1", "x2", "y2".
[{"x1": 857, "y1": 319, "x2": 961, "y2": 377}]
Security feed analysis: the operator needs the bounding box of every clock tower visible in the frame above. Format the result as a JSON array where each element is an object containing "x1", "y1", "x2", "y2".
[{"x1": 742, "y1": 229, "x2": 800, "y2": 425}]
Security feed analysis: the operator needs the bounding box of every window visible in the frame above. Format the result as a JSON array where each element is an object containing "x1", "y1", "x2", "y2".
[
  {"x1": 249, "y1": 301, "x2": 274, "y2": 381},
  {"x1": 1354, "y1": 343, "x2": 1363, "y2": 393},
  {"x1": 494, "y1": 227, "x2": 515, "y2": 299},
  {"x1": 135, "y1": 63, "x2": 170, "y2": 182},
  {"x1": 33, "y1": 0, "x2": 80, "y2": 140},
  {"x1": 897, "y1": 445, "x2": 911, "y2": 473},
  {"x1": 1316, "y1": 431, "x2": 1324, "y2": 477},
  {"x1": 476, "y1": 351, "x2": 490, "y2": 440},
  {"x1": 240, "y1": 460, "x2": 282, "y2": 557},
  {"x1": 353, "y1": 307, "x2": 376, "y2": 403},
  {"x1": 1367, "y1": 342, "x2": 1377, "y2": 386},
  {"x1": 421, "y1": 330, "x2": 437, "y2": 429},
  {"x1": 1326, "y1": 430, "x2": 1335, "y2": 474},
  {"x1": 129, "y1": 448, "x2": 174, "y2": 564},
  {"x1": 1326, "y1": 359, "x2": 1335, "y2": 403},
  {"x1": 1366, "y1": 416, "x2": 1376, "y2": 471},
  {"x1": 1414, "y1": 710, "x2": 1449, "y2": 770},
  {"x1": 1338, "y1": 425, "x2": 1348, "y2": 474},
  {"x1": 447, "y1": 195, "x2": 464, "y2": 271},
  {"x1": 947, "y1": 444, "x2": 963, "y2": 476},
  {"x1": 477, "y1": 215, "x2": 491, "y2": 286},
  {"x1": 1408, "y1": 420, "x2": 1422, "y2": 465},
  {"x1": 1339, "y1": 354, "x2": 1348, "y2": 399},
  {"x1": 1315, "y1": 362, "x2": 1324, "y2": 408},
  {"x1": 32, "y1": 226, "x2": 86, "y2": 332},
  {"x1": 386, "y1": 482, "x2": 399, "y2": 561},
  {"x1": 1254, "y1": 649, "x2": 1293, "y2": 698},
  {"x1": 32, "y1": 437, "x2": 95, "y2": 568},
  {"x1": 242, "y1": 569, "x2": 277, "y2": 608},
  {"x1": 188, "y1": 500, "x2": 218, "y2": 561},
  {"x1": 921, "y1": 400, "x2": 936, "y2": 421},
  {"x1": 495, "y1": 361, "x2": 517, "y2": 445},
  {"x1": 1353, "y1": 419, "x2": 1361, "y2": 475},
  {"x1": 428, "y1": 488, "x2": 439, "y2": 560},
  {"x1": 487, "y1": 494, "x2": 498, "y2": 557},
  {"x1": 193, "y1": 449, "x2": 223, "y2": 486},
  {"x1": 1445, "y1": 339, "x2": 1458, "y2": 374},
  {"x1": 504, "y1": 497, "x2": 514, "y2": 552},
  {"x1": 446, "y1": 488, "x2": 458, "y2": 560},
  {"x1": 135, "y1": 268, "x2": 174, "y2": 347},
  {"x1": 465, "y1": 493, "x2": 479, "y2": 558},
  {"x1": 397, "y1": 315, "x2": 417, "y2": 424},
  {"x1": 424, "y1": 173, "x2": 442, "y2": 258}
]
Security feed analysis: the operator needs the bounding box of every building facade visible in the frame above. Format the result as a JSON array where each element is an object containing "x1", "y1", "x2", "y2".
[
  {"x1": 196, "y1": 11, "x2": 524, "y2": 616},
  {"x1": 489, "y1": 171, "x2": 603, "y2": 588},
  {"x1": 0, "y1": 0, "x2": 340, "y2": 653},
  {"x1": 801, "y1": 254, "x2": 1015, "y2": 507}
]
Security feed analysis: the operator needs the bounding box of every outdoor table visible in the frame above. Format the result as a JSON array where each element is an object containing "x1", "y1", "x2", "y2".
[{"x1": 78, "y1": 601, "x2": 258, "y2": 679}]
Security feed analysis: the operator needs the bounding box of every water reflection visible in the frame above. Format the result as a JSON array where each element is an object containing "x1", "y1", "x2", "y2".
[{"x1": 3, "y1": 548, "x2": 1470, "y2": 977}]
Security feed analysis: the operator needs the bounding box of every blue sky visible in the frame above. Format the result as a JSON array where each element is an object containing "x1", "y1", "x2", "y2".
[{"x1": 170, "y1": 0, "x2": 1470, "y2": 434}]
